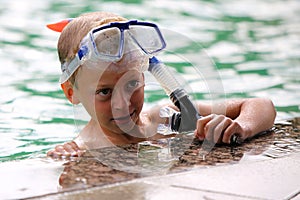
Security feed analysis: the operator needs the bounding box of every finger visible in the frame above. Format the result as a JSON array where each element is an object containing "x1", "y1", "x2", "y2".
[
  {"x1": 55, "y1": 145, "x2": 66, "y2": 153},
  {"x1": 69, "y1": 141, "x2": 85, "y2": 156},
  {"x1": 204, "y1": 115, "x2": 225, "y2": 142},
  {"x1": 69, "y1": 141, "x2": 80, "y2": 150},
  {"x1": 47, "y1": 149, "x2": 62, "y2": 158},
  {"x1": 55, "y1": 145, "x2": 71, "y2": 157},
  {"x1": 223, "y1": 121, "x2": 241, "y2": 144},
  {"x1": 46, "y1": 149, "x2": 55, "y2": 157},
  {"x1": 213, "y1": 117, "x2": 232, "y2": 143},
  {"x1": 63, "y1": 142, "x2": 77, "y2": 153},
  {"x1": 194, "y1": 114, "x2": 215, "y2": 140}
]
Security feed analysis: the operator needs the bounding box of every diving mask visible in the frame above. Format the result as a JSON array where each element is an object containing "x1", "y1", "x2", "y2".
[{"x1": 60, "y1": 20, "x2": 167, "y2": 83}]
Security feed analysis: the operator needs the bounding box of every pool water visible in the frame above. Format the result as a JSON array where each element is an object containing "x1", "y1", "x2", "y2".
[{"x1": 0, "y1": 0, "x2": 299, "y2": 162}]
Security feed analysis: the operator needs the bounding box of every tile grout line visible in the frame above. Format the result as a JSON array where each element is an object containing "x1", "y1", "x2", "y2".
[{"x1": 168, "y1": 184, "x2": 272, "y2": 200}]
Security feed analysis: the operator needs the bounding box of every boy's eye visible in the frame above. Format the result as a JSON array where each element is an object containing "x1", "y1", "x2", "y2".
[
  {"x1": 127, "y1": 80, "x2": 139, "y2": 89},
  {"x1": 96, "y1": 88, "x2": 112, "y2": 97},
  {"x1": 126, "y1": 80, "x2": 143, "y2": 91}
]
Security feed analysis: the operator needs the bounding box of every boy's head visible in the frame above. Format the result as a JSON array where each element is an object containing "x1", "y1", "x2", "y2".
[
  {"x1": 54, "y1": 12, "x2": 150, "y2": 133},
  {"x1": 49, "y1": 11, "x2": 166, "y2": 136},
  {"x1": 56, "y1": 12, "x2": 147, "y2": 102}
]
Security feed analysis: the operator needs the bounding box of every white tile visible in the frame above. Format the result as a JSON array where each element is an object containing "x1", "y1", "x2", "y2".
[{"x1": 144, "y1": 153, "x2": 300, "y2": 200}]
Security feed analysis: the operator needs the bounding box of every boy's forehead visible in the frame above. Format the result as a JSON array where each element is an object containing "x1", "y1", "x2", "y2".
[
  {"x1": 108, "y1": 56, "x2": 147, "y2": 73},
  {"x1": 99, "y1": 68, "x2": 142, "y2": 83},
  {"x1": 76, "y1": 61, "x2": 144, "y2": 87},
  {"x1": 83, "y1": 51, "x2": 149, "y2": 73},
  {"x1": 75, "y1": 50, "x2": 148, "y2": 87}
]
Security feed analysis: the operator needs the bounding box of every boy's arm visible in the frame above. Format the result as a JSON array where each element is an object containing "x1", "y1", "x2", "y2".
[{"x1": 195, "y1": 98, "x2": 276, "y2": 143}]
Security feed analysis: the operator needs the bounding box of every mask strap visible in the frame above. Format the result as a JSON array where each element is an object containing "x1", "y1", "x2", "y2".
[{"x1": 46, "y1": 18, "x2": 73, "y2": 32}]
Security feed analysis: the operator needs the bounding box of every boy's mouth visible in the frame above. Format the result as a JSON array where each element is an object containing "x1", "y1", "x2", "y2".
[{"x1": 111, "y1": 111, "x2": 136, "y2": 125}]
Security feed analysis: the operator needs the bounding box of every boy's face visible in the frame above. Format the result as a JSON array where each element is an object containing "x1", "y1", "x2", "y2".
[{"x1": 73, "y1": 56, "x2": 146, "y2": 135}]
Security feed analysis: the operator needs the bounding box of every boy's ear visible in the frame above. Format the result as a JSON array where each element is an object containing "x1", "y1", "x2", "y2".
[{"x1": 61, "y1": 81, "x2": 80, "y2": 104}]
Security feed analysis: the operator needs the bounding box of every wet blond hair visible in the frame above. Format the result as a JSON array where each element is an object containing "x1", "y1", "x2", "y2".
[{"x1": 57, "y1": 12, "x2": 127, "y2": 83}]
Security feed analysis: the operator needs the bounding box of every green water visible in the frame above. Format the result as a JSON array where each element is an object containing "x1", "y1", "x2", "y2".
[{"x1": 0, "y1": 0, "x2": 299, "y2": 162}]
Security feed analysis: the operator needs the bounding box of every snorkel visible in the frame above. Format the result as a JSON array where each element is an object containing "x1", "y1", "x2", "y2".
[{"x1": 149, "y1": 57, "x2": 201, "y2": 132}]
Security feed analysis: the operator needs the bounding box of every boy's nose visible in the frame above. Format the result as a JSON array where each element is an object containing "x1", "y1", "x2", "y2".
[{"x1": 111, "y1": 89, "x2": 131, "y2": 110}]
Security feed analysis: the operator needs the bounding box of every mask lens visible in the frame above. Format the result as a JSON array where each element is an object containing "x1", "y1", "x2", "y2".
[
  {"x1": 129, "y1": 25, "x2": 164, "y2": 54},
  {"x1": 92, "y1": 27, "x2": 122, "y2": 59}
]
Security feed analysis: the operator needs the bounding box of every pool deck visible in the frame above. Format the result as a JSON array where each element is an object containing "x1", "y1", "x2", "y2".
[
  {"x1": 2, "y1": 118, "x2": 300, "y2": 200},
  {"x1": 35, "y1": 152, "x2": 300, "y2": 200}
]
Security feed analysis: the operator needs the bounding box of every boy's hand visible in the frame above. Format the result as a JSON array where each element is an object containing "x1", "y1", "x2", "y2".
[
  {"x1": 194, "y1": 114, "x2": 249, "y2": 144},
  {"x1": 47, "y1": 141, "x2": 85, "y2": 158}
]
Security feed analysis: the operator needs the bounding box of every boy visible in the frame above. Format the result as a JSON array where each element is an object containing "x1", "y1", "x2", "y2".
[{"x1": 46, "y1": 11, "x2": 276, "y2": 158}]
